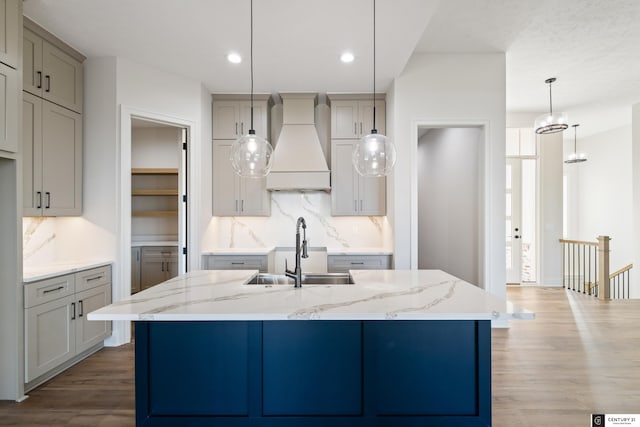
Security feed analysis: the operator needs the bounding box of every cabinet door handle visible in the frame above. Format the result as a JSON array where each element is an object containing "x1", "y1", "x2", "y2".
[
  {"x1": 71, "y1": 302, "x2": 76, "y2": 320},
  {"x1": 235, "y1": 122, "x2": 238, "y2": 135},
  {"x1": 45, "y1": 75, "x2": 51, "y2": 92},
  {"x1": 43, "y1": 285, "x2": 64, "y2": 294},
  {"x1": 36, "y1": 191, "x2": 42, "y2": 209},
  {"x1": 161, "y1": 261, "x2": 165, "y2": 272},
  {"x1": 37, "y1": 71, "x2": 42, "y2": 89},
  {"x1": 78, "y1": 300, "x2": 84, "y2": 317},
  {"x1": 45, "y1": 192, "x2": 51, "y2": 209},
  {"x1": 241, "y1": 200, "x2": 244, "y2": 212},
  {"x1": 360, "y1": 200, "x2": 363, "y2": 211}
]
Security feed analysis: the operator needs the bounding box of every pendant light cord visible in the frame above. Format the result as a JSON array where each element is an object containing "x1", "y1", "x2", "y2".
[
  {"x1": 250, "y1": 0, "x2": 254, "y2": 133},
  {"x1": 548, "y1": 80, "x2": 553, "y2": 116},
  {"x1": 372, "y1": 0, "x2": 377, "y2": 132}
]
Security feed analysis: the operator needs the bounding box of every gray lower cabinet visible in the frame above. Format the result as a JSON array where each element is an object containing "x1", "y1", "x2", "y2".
[
  {"x1": 140, "y1": 246, "x2": 178, "y2": 290},
  {"x1": 327, "y1": 255, "x2": 392, "y2": 273},
  {"x1": 131, "y1": 247, "x2": 141, "y2": 294},
  {"x1": 204, "y1": 254, "x2": 269, "y2": 272},
  {"x1": 24, "y1": 265, "x2": 112, "y2": 388}
]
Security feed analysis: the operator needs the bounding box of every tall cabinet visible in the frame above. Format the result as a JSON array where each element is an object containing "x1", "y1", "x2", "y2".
[
  {"x1": 212, "y1": 94, "x2": 271, "y2": 216},
  {"x1": 328, "y1": 94, "x2": 386, "y2": 216},
  {"x1": 22, "y1": 18, "x2": 84, "y2": 216},
  {"x1": 0, "y1": 0, "x2": 19, "y2": 154}
]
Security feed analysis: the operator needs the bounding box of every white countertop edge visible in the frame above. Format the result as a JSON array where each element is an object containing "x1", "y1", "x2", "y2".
[
  {"x1": 202, "y1": 247, "x2": 276, "y2": 256},
  {"x1": 24, "y1": 260, "x2": 113, "y2": 283},
  {"x1": 88, "y1": 312, "x2": 534, "y2": 322},
  {"x1": 326, "y1": 248, "x2": 393, "y2": 256}
]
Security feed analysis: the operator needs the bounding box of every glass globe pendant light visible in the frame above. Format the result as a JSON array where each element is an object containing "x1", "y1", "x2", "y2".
[
  {"x1": 230, "y1": 0, "x2": 273, "y2": 178},
  {"x1": 352, "y1": 0, "x2": 397, "y2": 177},
  {"x1": 534, "y1": 77, "x2": 568, "y2": 135},
  {"x1": 564, "y1": 124, "x2": 587, "y2": 164}
]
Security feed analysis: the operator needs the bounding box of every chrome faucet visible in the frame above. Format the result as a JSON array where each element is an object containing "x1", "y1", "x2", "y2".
[{"x1": 285, "y1": 217, "x2": 309, "y2": 287}]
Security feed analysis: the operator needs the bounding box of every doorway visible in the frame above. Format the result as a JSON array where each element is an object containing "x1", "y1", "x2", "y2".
[
  {"x1": 130, "y1": 118, "x2": 187, "y2": 293},
  {"x1": 417, "y1": 127, "x2": 482, "y2": 286}
]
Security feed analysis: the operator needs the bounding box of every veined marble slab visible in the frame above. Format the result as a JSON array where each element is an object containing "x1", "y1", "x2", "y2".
[
  {"x1": 24, "y1": 259, "x2": 113, "y2": 283},
  {"x1": 88, "y1": 269, "x2": 534, "y2": 322}
]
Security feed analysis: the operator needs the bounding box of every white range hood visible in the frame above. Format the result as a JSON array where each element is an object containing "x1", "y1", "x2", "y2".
[{"x1": 266, "y1": 93, "x2": 330, "y2": 191}]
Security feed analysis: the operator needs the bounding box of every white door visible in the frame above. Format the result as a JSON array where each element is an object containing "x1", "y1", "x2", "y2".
[{"x1": 506, "y1": 158, "x2": 522, "y2": 284}]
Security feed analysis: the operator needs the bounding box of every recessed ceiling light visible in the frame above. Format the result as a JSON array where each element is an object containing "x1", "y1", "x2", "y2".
[
  {"x1": 227, "y1": 53, "x2": 242, "y2": 64},
  {"x1": 340, "y1": 52, "x2": 354, "y2": 63}
]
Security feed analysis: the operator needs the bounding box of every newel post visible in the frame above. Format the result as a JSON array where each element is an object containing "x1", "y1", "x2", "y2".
[{"x1": 597, "y1": 235, "x2": 611, "y2": 300}]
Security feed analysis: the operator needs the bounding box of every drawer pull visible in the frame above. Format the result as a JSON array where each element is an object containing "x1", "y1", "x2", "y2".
[
  {"x1": 231, "y1": 262, "x2": 245, "y2": 265},
  {"x1": 43, "y1": 285, "x2": 64, "y2": 294},
  {"x1": 350, "y1": 262, "x2": 365, "y2": 265},
  {"x1": 86, "y1": 275, "x2": 103, "y2": 282}
]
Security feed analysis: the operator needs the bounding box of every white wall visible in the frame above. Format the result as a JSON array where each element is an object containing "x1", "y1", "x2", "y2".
[
  {"x1": 417, "y1": 127, "x2": 481, "y2": 285},
  {"x1": 131, "y1": 126, "x2": 181, "y2": 169},
  {"x1": 390, "y1": 53, "x2": 506, "y2": 298},
  {"x1": 539, "y1": 132, "x2": 563, "y2": 285},
  {"x1": 633, "y1": 104, "x2": 640, "y2": 298},
  {"x1": 564, "y1": 125, "x2": 632, "y2": 274}
]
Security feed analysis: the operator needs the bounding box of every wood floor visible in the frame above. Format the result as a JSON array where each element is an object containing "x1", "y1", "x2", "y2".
[{"x1": 1, "y1": 286, "x2": 638, "y2": 426}]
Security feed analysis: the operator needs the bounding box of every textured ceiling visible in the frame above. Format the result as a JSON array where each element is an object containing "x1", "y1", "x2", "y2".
[{"x1": 23, "y1": 0, "x2": 640, "y2": 136}]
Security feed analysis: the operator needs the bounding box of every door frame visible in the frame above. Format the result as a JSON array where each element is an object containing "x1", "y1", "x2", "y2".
[
  {"x1": 410, "y1": 120, "x2": 490, "y2": 292},
  {"x1": 114, "y1": 105, "x2": 199, "y2": 345}
]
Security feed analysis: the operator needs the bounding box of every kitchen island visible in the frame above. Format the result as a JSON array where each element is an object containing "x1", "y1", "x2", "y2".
[{"x1": 89, "y1": 269, "x2": 533, "y2": 427}]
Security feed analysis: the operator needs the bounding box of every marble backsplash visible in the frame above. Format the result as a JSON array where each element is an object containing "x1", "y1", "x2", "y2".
[
  {"x1": 202, "y1": 192, "x2": 392, "y2": 249},
  {"x1": 23, "y1": 217, "x2": 57, "y2": 266}
]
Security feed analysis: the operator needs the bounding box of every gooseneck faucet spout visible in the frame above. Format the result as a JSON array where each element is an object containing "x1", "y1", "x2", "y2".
[{"x1": 285, "y1": 217, "x2": 309, "y2": 287}]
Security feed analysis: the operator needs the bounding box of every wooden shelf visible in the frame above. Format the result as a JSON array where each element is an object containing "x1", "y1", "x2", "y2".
[
  {"x1": 132, "y1": 189, "x2": 179, "y2": 196},
  {"x1": 132, "y1": 211, "x2": 178, "y2": 217},
  {"x1": 131, "y1": 168, "x2": 178, "y2": 175}
]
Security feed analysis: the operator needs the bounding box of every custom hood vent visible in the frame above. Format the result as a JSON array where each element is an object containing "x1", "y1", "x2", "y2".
[{"x1": 266, "y1": 93, "x2": 330, "y2": 191}]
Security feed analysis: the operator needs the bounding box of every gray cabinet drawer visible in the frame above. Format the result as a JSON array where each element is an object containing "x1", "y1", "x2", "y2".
[
  {"x1": 141, "y1": 246, "x2": 178, "y2": 259},
  {"x1": 24, "y1": 274, "x2": 75, "y2": 309},
  {"x1": 75, "y1": 265, "x2": 111, "y2": 293},
  {"x1": 327, "y1": 255, "x2": 392, "y2": 273},
  {"x1": 205, "y1": 255, "x2": 268, "y2": 272}
]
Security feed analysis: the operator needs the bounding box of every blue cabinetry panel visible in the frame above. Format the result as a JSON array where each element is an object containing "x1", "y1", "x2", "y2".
[
  {"x1": 143, "y1": 321, "x2": 250, "y2": 416},
  {"x1": 135, "y1": 320, "x2": 491, "y2": 426},
  {"x1": 365, "y1": 320, "x2": 478, "y2": 415},
  {"x1": 262, "y1": 321, "x2": 362, "y2": 416}
]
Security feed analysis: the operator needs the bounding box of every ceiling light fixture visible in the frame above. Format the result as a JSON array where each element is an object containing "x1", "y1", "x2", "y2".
[
  {"x1": 227, "y1": 52, "x2": 242, "y2": 64},
  {"x1": 230, "y1": 0, "x2": 273, "y2": 178},
  {"x1": 564, "y1": 124, "x2": 587, "y2": 164},
  {"x1": 352, "y1": 0, "x2": 396, "y2": 177},
  {"x1": 534, "y1": 77, "x2": 568, "y2": 134},
  {"x1": 340, "y1": 52, "x2": 354, "y2": 63}
]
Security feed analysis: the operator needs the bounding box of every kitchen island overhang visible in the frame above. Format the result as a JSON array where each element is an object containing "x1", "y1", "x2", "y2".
[{"x1": 89, "y1": 270, "x2": 534, "y2": 427}]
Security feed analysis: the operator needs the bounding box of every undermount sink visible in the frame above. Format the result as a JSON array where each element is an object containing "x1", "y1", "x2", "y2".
[{"x1": 247, "y1": 273, "x2": 354, "y2": 286}]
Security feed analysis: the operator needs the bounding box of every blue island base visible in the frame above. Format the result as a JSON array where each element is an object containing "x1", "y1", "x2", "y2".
[{"x1": 135, "y1": 320, "x2": 491, "y2": 426}]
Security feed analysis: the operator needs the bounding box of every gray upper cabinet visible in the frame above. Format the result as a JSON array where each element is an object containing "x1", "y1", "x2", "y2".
[
  {"x1": 0, "y1": 0, "x2": 19, "y2": 69},
  {"x1": 330, "y1": 99, "x2": 385, "y2": 139},
  {"x1": 23, "y1": 20, "x2": 84, "y2": 114},
  {"x1": 212, "y1": 94, "x2": 271, "y2": 217},
  {"x1": 23, "y1": 92, "x2": 82, "y2": 216},
  {"x1": 212, "y1": 97, "x2": 269, "y2": 139},
  {"x1": 212, "y1": 140, "x2": 270, "y2": 216},
  {"x1": 0, "y1": 61, "x2": 18, "y2": 153},
  {"x1": 329, "y1": 95, "x2": 386, "y2": 216},
  {"x1": 331, "y1": 140, "x2": 386, "y2": 216}
]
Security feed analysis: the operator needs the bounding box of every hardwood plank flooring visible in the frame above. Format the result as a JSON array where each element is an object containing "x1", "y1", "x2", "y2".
[{"x1": 1, "y1": 286, "x2": 638, "y2": 426}]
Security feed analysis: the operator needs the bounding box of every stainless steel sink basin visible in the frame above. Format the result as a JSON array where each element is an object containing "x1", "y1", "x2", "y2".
[{"x1": 247, "y1": 273, "x2": 354, "y2": 286}]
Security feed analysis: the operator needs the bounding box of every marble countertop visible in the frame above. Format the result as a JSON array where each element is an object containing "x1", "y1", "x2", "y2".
[
  {"x1": 202, "y1": 247, "x2": 275, "y2": 255},
  {"x1": 88, "y1": 269, "x2": 534, "y2": 322},
  {"x1": 131, "y1": 241, "x2": 179, "y2": 247},
  {"x1": 24, "y1": 259, "x2": 113, "y2": 283},
  {"x1": 327, "y1": 248, "x2": 393, "y2": 255}
]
